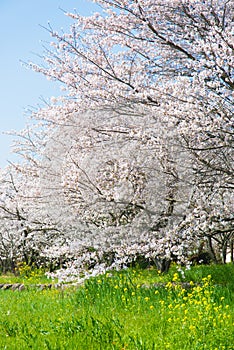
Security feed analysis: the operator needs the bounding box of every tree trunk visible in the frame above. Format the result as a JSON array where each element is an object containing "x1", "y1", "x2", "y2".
[
  {"x1": 230, "y1": 239, "x2": 234, "y2": 263},
  {"x1": 153, "y1": 258, "x2": 171, "y2": 273},
  {"x1": 207, "y1": 236, "x2": 218, "y2": 264},
  {"x1": 222, "y1": 240, "x2": 228, "y2": 264}
]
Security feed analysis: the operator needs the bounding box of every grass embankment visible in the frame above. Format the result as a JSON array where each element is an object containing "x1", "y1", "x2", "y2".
[{"x1": 0, "y1": 264, "x2": 233, "y2": 349}]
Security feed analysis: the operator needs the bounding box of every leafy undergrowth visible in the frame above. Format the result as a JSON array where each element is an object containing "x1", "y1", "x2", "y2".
[{"x1": 0, "y1": 264, "x2": 233, "y2": 349}]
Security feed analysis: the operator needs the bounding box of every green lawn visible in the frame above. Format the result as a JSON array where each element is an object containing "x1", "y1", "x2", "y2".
[{"x1": 0, "y1": 264, "x2": 233, "y2": 349}]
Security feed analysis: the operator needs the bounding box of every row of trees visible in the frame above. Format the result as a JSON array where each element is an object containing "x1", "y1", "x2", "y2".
[{"x1": 0, "y1": 0, "x2": 233, "y2": 281}]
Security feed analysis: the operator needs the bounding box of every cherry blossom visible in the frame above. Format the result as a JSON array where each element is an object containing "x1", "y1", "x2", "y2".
[{"x1": 1, "y1": 0, "x2": 233, "y2": 279}]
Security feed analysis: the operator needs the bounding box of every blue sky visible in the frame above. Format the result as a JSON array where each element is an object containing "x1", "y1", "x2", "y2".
[{"x1": 0, "y1": 0, "x2": 98, "y2": 167}]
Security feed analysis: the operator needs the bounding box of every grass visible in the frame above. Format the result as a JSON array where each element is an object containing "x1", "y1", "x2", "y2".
[
  {"x1": 0, "y1": 273, "x2": 52, "y2": 285},
  {"x1": 0, "y1": 263, "x2": 54, "y2": 285},
  {"x1": 0, "y1": 264, "x2": 233, "y2": 349}
]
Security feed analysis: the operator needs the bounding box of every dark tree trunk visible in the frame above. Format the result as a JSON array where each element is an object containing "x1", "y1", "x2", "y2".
[
  {"x1": 222, "y1": 240, "x2": 228, "y2": 264},
  {"x1": 153, "y1": 258, "x2": 171, "y2": 273},
  {"x1": 230, "y1": 239, "x2": 233, "y2": 263},
  {"x1": 207, "y1": 236, "x2": 218, "y2": 264}
]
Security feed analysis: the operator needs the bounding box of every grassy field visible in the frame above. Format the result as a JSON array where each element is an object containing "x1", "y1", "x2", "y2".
[{"x1": 0, "y1": 264, "x2": 233, "y2": 349}]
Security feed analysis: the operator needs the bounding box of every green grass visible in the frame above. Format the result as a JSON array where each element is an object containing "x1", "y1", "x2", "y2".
[
  {"x1": 0, "y1": 264, "x2": 54, "y2": 285},
  {"x1": 0, "y1": 273, "x2": 52, "y2": 285},
  {"x1": 0, "y1": 264, "x2": 233, "y2": 349}
]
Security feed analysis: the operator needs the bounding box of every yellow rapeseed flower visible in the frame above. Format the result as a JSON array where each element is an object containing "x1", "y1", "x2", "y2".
[
  {"x1": 166, "y1": 282, "x2": 172, "y2": 288},
  {"x1": 172, "y1": 273, "x2": 179, "y2": 282},
  {"x1": 189, "y1": 325, "x2": 196, "y2": 332}
]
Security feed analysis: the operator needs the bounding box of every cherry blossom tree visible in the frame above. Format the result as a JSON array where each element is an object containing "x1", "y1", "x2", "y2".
[
  {"x1": 13, "y1": 105, "x2": 195, "y2": 276},
  {"x1": 28, "y1": 0, "x2": 233, "y2": 195},
  {"x1": 1, "y1": 0, "x2": 233, "y2": 279},
  {"x1": 0, "y1": 165, "x2": 64, "y2": 272}
]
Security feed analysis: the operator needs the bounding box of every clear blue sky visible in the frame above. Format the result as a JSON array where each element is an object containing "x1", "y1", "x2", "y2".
[{"x1": 0, "y1": 0, "x2": 98, "y2": 167}]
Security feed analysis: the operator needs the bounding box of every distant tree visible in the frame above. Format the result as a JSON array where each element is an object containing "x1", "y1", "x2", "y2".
[{"x1": 0, "y1": 167, "x2": 63, "y2": 272}]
